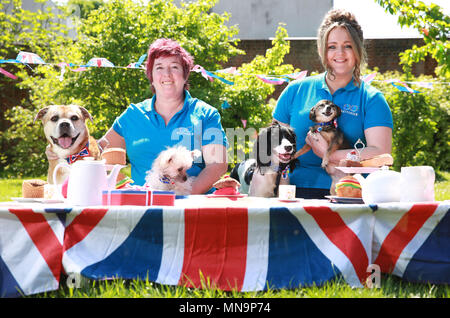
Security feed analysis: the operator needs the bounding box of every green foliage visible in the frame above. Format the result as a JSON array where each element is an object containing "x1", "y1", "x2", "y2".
[
  {"x1": 3, "y1": 0, "x2": 296, "y2": 176},
  {"x1": 220, "y1": 25, "x2": 295, "y2": 130},
  {"x1": 375, "y1": 0, "x2": 449, "y2": 78},
  {"x1": 220, "y1": 25, "x2": 296, "y2": 164},
  {"x1": 369, "y1": 70, "x2": 449, "y2": 171},
  {"x1": 0, "y1": 0, "x2": 72, "y2": 177}
]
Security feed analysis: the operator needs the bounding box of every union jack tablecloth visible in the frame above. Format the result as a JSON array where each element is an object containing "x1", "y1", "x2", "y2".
[{"x1": 0, "y1": 197, "x2": 448, "y2": 297}]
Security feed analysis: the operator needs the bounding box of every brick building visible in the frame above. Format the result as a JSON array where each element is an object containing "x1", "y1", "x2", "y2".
[{"x1": 225, "y1": 37, "x2": 437, "y2": 76}]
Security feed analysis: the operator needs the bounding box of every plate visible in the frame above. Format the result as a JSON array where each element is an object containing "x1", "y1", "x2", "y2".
[
  {"x1": 11, "y1": 197, "x2": 37, "y2": 203},
  {"x1": 325, "y1": 195, "x2": 364, "y2": 204},
  {"x1": 335, "y1": 167, "x2": 380, "y2": 174},
  {"x1": 11, "y1": 197, "x2": 65, "y2": 204},
  {"x1": 278, "y1": 198, "x2": 302, "y2": 203},
  {"x1": 206, "y1": 194, "x2": 248, "y2": 199}
]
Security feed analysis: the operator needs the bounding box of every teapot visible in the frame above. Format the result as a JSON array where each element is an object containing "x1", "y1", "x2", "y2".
[
  {"x1": 54, "y1": 158, "x2": 124, "y2": 205},
  {"x1": 353, "y1": 167, "x2": 401, "y2": 204}
]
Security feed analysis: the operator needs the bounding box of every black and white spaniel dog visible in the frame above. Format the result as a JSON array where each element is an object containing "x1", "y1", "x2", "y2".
[{"x1": 230, "y1": 122, "x2": 297, "y2": 197}]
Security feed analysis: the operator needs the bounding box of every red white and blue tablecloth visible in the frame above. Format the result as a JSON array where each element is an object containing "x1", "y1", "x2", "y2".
[{"x1": 0, "y1": 197, "x2": 448, "y2": 297}]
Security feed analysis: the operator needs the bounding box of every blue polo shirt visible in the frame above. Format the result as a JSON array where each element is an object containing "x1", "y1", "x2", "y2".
[
  {"x1": 113, "y1": 90, "x2": 228, "y2": 185},
  {"x1": 273, "y1": 72, "x2": 393, "y2": 189}
]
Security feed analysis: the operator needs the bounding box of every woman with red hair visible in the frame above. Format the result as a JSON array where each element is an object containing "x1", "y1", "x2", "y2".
[{"x1": 95, "y1": 38, "x2": 228, "y2": 192}]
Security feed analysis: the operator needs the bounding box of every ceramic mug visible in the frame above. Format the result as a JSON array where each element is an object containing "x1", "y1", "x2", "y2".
[
  {"x1": 400, "y1": 166, "x2": 435, "y2": 202},
  {"x1": 279, "y1": 185, "x2": 296, "y2": 200}
]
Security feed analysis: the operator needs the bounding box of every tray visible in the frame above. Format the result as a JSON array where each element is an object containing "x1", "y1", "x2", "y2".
[
  {"x1": 335, "y1": 167, "x2": 380, "y2": 174},
  {"x1": 325, "y1": 195, "x2": 364, "y2": 204},
  {"x1": 11, "y1": 197, "x2": 65, "y2": 204}
]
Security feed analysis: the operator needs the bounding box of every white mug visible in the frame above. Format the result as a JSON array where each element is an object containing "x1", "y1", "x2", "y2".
[
  {"x1": 279, "y1": 185, "x2": 296, "y2": 200},
  {"x1": 400, "y1": 166, "x2": 435, "y2": 202}
]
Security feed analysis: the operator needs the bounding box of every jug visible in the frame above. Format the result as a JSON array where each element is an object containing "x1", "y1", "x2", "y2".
[
  {"x1": 354, "y1": 167, "x2": 401, "y2": 204},
  {"x1": 53, "y1": 158, "x2": 124, "y2": 205},
  {"x1": 400, "y1": 166, "x2": 435, "y2": 202}
]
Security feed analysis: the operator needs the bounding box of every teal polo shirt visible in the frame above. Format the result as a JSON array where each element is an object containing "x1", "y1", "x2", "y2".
[
  {"x1": 113, "y1": 90, "x2": 228, "y2": 186},
  {"x1": 273, "y1": 72, "x2": 393, "y2": 189}
]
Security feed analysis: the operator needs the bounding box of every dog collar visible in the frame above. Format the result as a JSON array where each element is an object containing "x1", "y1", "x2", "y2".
[
  {"x1": 315, "y1": 119, "x2": 338, "y2": 132},
  {"x1": 65, "y1": 142, "x2": 90, "y2": 164},
  {"x1": 159, "y1": 176, "x2": 175, "y2": 185},
  {"x1": 270, "y1": 164, "x2": 290, "y2": 179}
]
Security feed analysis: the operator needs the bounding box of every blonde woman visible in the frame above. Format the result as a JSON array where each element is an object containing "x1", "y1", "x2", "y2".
[{"x1": 273, "y1": 9, "x2": 393, "y2": 199}]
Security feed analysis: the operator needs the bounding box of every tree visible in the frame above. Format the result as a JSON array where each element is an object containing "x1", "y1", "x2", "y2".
[
  {"x1": 3, "y1": 0, "x2": 295, "y2": 176},
  {"x1": 0, "y1": 0, "x2": 71, "y2": 176},
  {"x1": 375, "y1": 0, "x2": 449, "y2": 77}
]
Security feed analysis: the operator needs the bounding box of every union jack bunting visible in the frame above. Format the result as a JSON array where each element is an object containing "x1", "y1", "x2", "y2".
[{"x1": 0, "y1": 200, "x2": 448, "y2": 297}]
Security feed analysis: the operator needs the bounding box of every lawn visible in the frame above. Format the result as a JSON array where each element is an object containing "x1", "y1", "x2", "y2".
[{"x1": 0, "y1": 172, "x2": 448, "y2": 298}]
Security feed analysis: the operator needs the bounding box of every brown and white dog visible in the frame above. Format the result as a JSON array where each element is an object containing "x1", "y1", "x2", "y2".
[
  {"x1": 34, "y1": 105, "x2": 100, "y2": 184},
  {"x1": 293, "y1": 99, "x2": 349, "y2": 194}
]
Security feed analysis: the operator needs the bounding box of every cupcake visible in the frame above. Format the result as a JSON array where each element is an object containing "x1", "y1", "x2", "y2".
[
  {"x1": 213, "y1": 176, "x2": 241, "y2": 195},
  {"x1": 22, "y1": 179, "x2": 47, "y2": 198},
  {"x1": 101, "y1": 147, "x2": 127, "y2": 165},
  {"x1": 335, "y1": 176, "x2": 362, "y2": 198},
  {"x1": 101, "y1": 148, "x2": 127, "y2": 183}
]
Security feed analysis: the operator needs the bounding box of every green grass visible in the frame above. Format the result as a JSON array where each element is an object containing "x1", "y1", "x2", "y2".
[
  {"x1": 1, "y1": 172, "x2": 449, "y2": 298},
  {"x1": 33, "y1": 274, "x2": 448, "y2": 298}
]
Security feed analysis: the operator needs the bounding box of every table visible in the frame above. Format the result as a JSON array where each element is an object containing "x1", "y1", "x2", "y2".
[{"x1": 0, "y1": 197, "x2": 448, "y2": 297}]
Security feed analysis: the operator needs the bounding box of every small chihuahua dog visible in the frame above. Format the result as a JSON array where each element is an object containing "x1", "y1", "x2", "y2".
[
  {"x1": 145, "y1": 146, "x2": 201, "y2": 195},
  {"x1": 294, "y1": 99, "x2": 349, "y2": 194}
]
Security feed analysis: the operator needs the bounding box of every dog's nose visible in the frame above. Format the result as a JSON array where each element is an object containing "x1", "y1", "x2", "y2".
[
  {"x1": 182, "y1": 175, "x2": 187, "y2": 182},
  {"x1": 59, "y1": 122, "x2": 70, "y2": 129},
  {"x1": 285, "y1": 145, "x2": 293, "y2": 152}
]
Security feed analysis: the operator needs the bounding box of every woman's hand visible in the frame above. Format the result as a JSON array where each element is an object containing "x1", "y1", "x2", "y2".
[
  {"x1": 305, "y1": 126, "x2": 393, "y2": 164},
  {"x1": 305, "y1": 131, "x2": 328, "y2": 159},
  {"x1": 190, "y1": 144, "x2": 228, "y2": 194},
  {"x1": 45, "y1": 145, "x2": 59, "y2": 160}
]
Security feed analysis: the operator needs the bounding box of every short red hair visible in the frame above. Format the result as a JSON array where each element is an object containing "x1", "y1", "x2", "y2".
[{"x1": 145, "y1": 38, "x2": 194, "y2": 92}]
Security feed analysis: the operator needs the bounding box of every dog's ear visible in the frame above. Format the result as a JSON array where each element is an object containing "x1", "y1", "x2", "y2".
[
  {"x1": 78, "y1": 106, "x2": 94, "y2": 123},
  {"x1": 334, "y1": 103, "x2": 342, "y2": 118},
  {"x1": 255, "y1": 126, "x2": 271, "y2": 167},
  {"x1": 309, "y1": 106, "x2": 316, "y2": 122},
  {"x1": 34, "y1": 107, "x2": 49, "y2": 124}
]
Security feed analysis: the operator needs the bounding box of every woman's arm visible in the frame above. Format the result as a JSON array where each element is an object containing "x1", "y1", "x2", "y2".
[
  {"x1": 306, "y1": 126, "x2": 392, "y2": 163},
  {"x1": 98, "y1": 127, "x2": 126, "y2": 152},
  {"x1": 190, "y1": 143, "x2": 228, "y2": 194}
]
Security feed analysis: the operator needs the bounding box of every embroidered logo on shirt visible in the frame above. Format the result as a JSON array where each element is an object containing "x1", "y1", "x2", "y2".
[
  {"x1": 173, "y1": 127, "x2": 194, "y2": 136},
  {"x1": 342, "y1": 104, "x2": 359, "y2": 116}
]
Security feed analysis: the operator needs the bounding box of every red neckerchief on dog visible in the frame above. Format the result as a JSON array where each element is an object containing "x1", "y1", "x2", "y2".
[
  {"x1": 315, "y1": 119, "x2": 338, "y2": 133},
  {"x1": 65, "y1": 142, "x2": 90, "y2": 164}
]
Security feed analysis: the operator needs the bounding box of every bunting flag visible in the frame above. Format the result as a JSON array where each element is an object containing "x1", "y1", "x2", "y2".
[
  {"x1": 241, "y1": 119, "x2": 247, "y2": 128},
  {"x1": 192, "y1": 64, "x2": 234, "y2": 85},
  {"x1": 85, "y1": 58, "x2": 115, "y2": 68},
  {"x1": 221, "y1": 100, "x2": 231, "y2": 109},
  {"x1": 362, "y1": 72, "x2": 377, "y2": 84},
  {"x1": 126, "y1": 54, "x2": 147, "y2": 69},
  {"x1": 16, "y1": 51, "x2": 46, "y2": 65},
  {"x1": 386, "y1": 79, "x2": 421, "y2": 93},
  {"x1": 0, "y1": 50, "x2": 448, "y2": 92},
  {"x1": 256, "y1": 75, "x2": 289, "y2": 85},
  {"x1": 0, "y1": 67, "x2": 17, "y2": 80}
]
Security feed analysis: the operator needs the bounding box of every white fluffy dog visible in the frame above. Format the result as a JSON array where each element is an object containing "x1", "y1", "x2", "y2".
[{"x1": 145, "y1": 146, "x2": 201, "y2": 195}]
